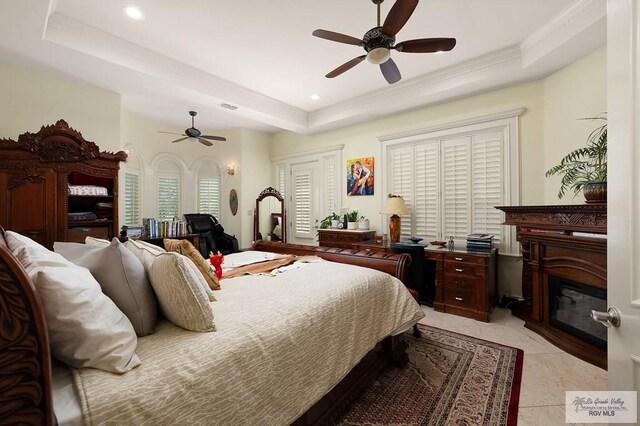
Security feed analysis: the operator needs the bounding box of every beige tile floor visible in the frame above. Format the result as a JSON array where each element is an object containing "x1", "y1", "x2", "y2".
[{"x1": 417, "y1": 306, "x2": 608, "y2": 426}]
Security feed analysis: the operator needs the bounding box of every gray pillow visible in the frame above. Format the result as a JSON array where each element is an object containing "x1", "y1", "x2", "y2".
[{"x1": 54, "y1": 238, "x2": 158, "y2": 336}]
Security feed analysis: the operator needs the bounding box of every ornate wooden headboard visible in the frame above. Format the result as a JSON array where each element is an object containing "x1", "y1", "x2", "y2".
[{"x1": 0, "y1": 227, "x2": 54, "y2": 425}]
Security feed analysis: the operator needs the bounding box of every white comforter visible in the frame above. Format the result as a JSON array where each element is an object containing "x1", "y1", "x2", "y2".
[{"x1": 70, "y1": 258, "x2": 424, "y2": 425}]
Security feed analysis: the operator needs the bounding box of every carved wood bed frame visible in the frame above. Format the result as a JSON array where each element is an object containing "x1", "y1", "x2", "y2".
[{"x1": 0, "y1": 232, "x2": 411, "y2": 425}]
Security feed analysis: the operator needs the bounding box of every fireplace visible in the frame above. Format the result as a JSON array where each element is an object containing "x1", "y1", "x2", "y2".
[
  {"x1": 496, "y1": 204, "x2": 607, "y2": 369},
  {"x1": 548, "y1": 276, "x2": 607, "y2": 350}
]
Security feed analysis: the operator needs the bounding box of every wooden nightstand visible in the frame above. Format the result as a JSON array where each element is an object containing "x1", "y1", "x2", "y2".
[{"x1": 426, "y1": 247, "x2": 498, "y2": 322}]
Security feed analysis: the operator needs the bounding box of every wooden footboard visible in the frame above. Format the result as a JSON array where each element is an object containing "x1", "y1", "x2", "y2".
[
  {"x1": 0, "y1": 228, "x2": 54, "y2": 425},
  {"x1": 251, "y1": 240, "x2": 411, "y2": 283}
]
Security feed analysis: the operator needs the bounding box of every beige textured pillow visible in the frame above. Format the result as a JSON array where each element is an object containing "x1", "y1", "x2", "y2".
[
  {"x1": 16, "y1": 247, "x2": 141, "y2": 373},
  {"x1": 124, "y1": 239, "x2": 166, "y2": 272},
  {"x1": 84, "y1": 236, "x2": 111, "y2": 246},
  {"x1": 54, "y1": 239, "x2": 158, "y2": 336},
  {"x1": 163, "y1": 238, "x2": 221, "y2": 290},
  {"x1": 148, "y1": 252, "x2": 216, "y2": 332}
]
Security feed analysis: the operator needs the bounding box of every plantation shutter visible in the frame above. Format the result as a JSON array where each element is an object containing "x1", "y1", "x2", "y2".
[
  {"x1": 324, "y1": 156, "x2": 336, "y2": 214},
  {"x1": 157, "y1": 175, "x2": 180, "y2": 221},
  {"x1": 198, "y1": 177, "x2": 221, "y2": 218},
  {"x1": 442, "y1": 137, "x2": 471, "y2": 241},
  {"x1": 414, "y1": 142, "x2": 440, "y2": 240},
  {"x1": 293, "y1": 168, "x2": 312, "y2": 236},
  {"x1": 123, "y1": 172, "x2": 141, "y2": 225},
  {"x1": 277, "y1": 164, "x2": 286, "y2": 199},
  {"x1": 471, "y1": 131, "x2": 504, "y2": 244},
  {"x1": 389, "y1": 145, "x2": 413, "y2": 238}
]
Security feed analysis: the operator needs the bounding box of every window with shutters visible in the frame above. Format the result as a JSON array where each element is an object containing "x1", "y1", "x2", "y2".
[
  {"x1": 198, "y1": 177, "x2": 220, "y2": 217},
  {"x1": 155, "y1": 160, "x2": 182, "y2": 221},
  {"x1": 293, "y1": 168, "x2": 312, "y2": 236},
  {"x1": 383, "y1": 111, "x2": 520, "y2": 254},
  {"x1": 323, "y1": 154, "x2": 338, "y2": 215},
  {"x1": 123, "y1": 171, "x2": 141, "y2": 225}
]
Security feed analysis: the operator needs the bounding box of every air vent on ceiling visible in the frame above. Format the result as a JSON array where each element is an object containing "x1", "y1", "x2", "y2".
[{"x1": 218, "y1": 103, "x2": 238, "y2": 111}]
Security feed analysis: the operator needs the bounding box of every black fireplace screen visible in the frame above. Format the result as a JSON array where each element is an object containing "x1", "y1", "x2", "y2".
[{"x1": 548, "y1": 276, "x2": 607, "y2": 349}]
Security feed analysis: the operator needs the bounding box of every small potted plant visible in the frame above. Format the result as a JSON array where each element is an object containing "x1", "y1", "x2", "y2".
[
  {"x1": 346, "y1": 210, "x2": 359, "y2": 230},
  {"x1": 319, "y1": 212, "x2": 340, "y2": 229},
  {"x1": 358, "y1": 215, "x2": 370, "y2": 230},
  {"x1": 545, "y1": 115, "x2": 607, "y2": 203}
]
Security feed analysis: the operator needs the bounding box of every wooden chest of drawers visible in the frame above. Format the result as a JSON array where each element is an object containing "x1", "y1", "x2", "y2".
[
  {"x1": 317, "y1": 229, "x2": 376, "y2": 249},
  {"x1": 426, "y1": 248, "x2": 498, "y2": 322}
]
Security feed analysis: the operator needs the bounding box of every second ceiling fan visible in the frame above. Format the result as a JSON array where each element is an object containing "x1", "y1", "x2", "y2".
[
  {"x1": 157, "y1": 111, "x2": 226, "y2": 146},
  {"x1": 313, "y1": 0, "x2": 456, "y2": 84}
]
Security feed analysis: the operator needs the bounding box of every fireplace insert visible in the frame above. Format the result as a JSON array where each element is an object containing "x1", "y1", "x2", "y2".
[{"x1": 548, "y1": 276, "x2": 607, "y2": 350}]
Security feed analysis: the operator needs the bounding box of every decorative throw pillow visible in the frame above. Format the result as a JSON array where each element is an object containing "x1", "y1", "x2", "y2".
[
  {"x1": 15, "y1": 247, "x2": 141, "y2": 373},
  {"x1": 124, "y1": 239, "x2": 166, "y2": 272},
  {"x1": 54, "y1": 239, "x2": 158, "y2": 336},
  {"x1": 147, "y1": 252, "x2": 216, "y2": 332},
  {"x1": 163, "y1": 238, "x2": 221, "y2": 290}
]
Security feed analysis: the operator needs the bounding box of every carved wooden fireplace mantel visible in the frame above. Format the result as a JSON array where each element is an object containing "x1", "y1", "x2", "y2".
[{"x1": 496, "y1": 204, "x2": 607, "y2": 369}]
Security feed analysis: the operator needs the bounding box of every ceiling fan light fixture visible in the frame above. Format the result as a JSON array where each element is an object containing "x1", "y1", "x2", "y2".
[
  {"x1": 123, "y1": 6, "x2": 144, "y2": 20},
  {"x1": 367, "y1": 47, "x2": 391, "y2": 64}
]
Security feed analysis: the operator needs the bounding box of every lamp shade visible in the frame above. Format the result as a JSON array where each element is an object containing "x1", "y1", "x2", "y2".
[{"x1": 382, "y1": 195, "x2": 409, "y2": 215}]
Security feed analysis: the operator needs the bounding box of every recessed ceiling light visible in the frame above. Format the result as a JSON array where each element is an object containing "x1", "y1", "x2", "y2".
[
  {"x1": 310, "y1": 94, "x2": 320, "y2": 100},
  {"x1": 123, "y1": 6, "x2": 144, "y2": 20}
]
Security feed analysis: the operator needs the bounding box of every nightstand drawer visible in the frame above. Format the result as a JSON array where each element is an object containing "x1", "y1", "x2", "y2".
[
  {"x1": 443, "y1": 253, "x2": 487, "y2": 266},
  {"x1": 444, "y1": 274, "x2": 482, "y2": 290},
  {"x1": 443, "y1": 262, "x2": 482, "y2": 276},
  {"x1": 444, "y1": 287, "x2": 478, "y2": 309}
]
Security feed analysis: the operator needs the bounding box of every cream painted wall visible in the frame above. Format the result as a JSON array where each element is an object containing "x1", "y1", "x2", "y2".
[
  {"x1": 239, "y1": 129, "x2": 272, "y2": 248},
  {"x1": 0, "y1": 63, "x2": 121, "y2": 152},
  {"x1": 120, "y1": 109, "x2": 244, "y2": 240},
  {"x1": 543, "y1": 48, "x2": 607, "y2": 204},
  {"x1": 272, "y1": 82, "x2": 545, "y2": 233}
]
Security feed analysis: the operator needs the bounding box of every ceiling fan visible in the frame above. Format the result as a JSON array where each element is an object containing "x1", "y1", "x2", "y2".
[
  {"x1": 157, "y1": 111, "x2": 226, "y2": 146},
  {"x1": 312, "y1": 0, "x2": 456, "y2": 84}
]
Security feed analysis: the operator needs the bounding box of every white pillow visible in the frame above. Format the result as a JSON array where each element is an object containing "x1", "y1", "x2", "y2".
[
  {"x1": 16, "y1": 247, "x2": 141, "y2": 373},
  {"x1": 148, "y1": 252, "x2": 215, "y2": 332},
  {"x1": 125, "y1": 239, "x2": 216, "y2": 302},
  {"x1": 5, "y1": 230, "x2": 52, "y2": 257},
  {"x1": 84, "y1": 236, "x2": 111, "y2": 246}
]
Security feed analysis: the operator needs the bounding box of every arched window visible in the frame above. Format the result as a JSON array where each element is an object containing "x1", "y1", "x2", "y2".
[
  {"x1": 195, "y1": 158, "x2": 222, "y2": 219},
  {"x1": 155, "y1": 159, "x2": 182, "y2": 221}
]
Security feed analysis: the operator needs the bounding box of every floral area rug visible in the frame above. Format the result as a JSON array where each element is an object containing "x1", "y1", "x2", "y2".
[{"x1": 339, "y1": 324, "x2": 523, "y2": 426}]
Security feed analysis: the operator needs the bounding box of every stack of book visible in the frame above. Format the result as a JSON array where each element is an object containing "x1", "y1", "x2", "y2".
[
  {"x1": 142, "y1": 218, "x2": 189, "y2": 239},
  {"x1": 466, "y1": 233, "x2": 494, "y2": 250}
]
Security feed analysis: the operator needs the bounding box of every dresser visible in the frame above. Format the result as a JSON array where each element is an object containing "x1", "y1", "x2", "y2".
[
  {"x1": 426, "y1": 247, "x2": 498, "y2": 322},
  {"x1": 317, "y1": 228, "x2": 375, "y2": 249}
]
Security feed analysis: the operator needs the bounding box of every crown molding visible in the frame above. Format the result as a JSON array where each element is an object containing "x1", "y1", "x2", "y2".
[
  {"x1": 520, "y1": 0, "x2": 606, "y2": 68},
  {"x1": 377, "y1": 107, "x2": 526, "y2": 143},
  {"x1": 44, "y1": 13, "x2": 309, "y2": 133}
]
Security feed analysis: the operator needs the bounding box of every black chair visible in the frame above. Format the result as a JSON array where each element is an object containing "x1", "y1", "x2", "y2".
[
  {"x1": 391, "y1": 242, "x2": 433, "y2": 307},
  {"x1": 183, "y1": 214, "x2": 239, "y2": 257}
]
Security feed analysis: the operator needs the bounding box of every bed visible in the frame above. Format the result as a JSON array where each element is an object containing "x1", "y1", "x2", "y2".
[{"x1": 0, "y1": 234, "x2": 423, "y2": 425}]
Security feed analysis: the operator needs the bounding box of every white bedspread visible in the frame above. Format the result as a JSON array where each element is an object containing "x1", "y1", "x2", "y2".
[{"x1": 70, "y1": 259, "x2": 424, "y2": 425}]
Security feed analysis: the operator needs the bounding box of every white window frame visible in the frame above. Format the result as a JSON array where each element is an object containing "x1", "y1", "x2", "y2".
[
  {"x1": 271, "y1": 145, "x2": 343, "y2": 236},
  {"x1": 380, "y1": 108, "x2": 523, "y2": 255},
  {"x1": 151, "y1": 156, "x2": 185, "y2": 221},
  {"x1": 193, "y1": 157, "x2": 224, "y2": 221},
  {"x1": 120, "y1": 144, "x2": 144, "y2": 226}
]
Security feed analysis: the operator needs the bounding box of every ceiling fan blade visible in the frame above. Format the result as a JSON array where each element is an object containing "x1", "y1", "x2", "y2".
[
  {"x1": 312, "y1": 29, "x2": 363, "y2": 46},
  {"x1": 157, "y1": 131, "x2": 186, "y2": 136},
  {"x1": 201, "y1": 135, "x2": 227, "y2": 142},
  {"x1": 380, "y1": 58, "x2": 402, "y2": 84},
  {"x1": 326, "y1": 55, "x2": 366, "y2": 78},
  {"x1": 171, "y1": 137, "x2": 189, "y2": 143},
  {"x1": 395, "y1": 38, "x2": 457, "y2": 53},
  {"x1": 382, "y1": 0, "x2": 418, "y2": 37},
  {"x1": 197, "y1": 138, "x2": 214, "y2": 146}
]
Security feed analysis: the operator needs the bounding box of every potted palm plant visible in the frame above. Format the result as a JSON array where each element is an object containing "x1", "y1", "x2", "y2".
[{"x1": 545, "y1": 115, "x2": 607, "y2": 203}]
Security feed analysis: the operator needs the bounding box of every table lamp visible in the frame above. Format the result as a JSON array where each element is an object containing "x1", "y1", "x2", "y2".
[{"x1": 381, "y1": 194, "x2": 409, "y2": 243}]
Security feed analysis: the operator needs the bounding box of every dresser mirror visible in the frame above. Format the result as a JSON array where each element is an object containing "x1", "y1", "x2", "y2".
[{"x1": 253, "y1": 187, "x2": 286, "y2": 243}]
